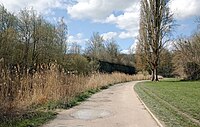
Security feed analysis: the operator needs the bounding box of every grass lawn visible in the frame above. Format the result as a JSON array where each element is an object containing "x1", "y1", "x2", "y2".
[{"x1": 134, "y1": 79, "x2": 200, "y2": 127}]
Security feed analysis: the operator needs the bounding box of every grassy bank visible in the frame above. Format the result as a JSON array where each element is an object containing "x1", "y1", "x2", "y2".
[{"x1": 134, "y1": 79, "x2": 200, "y2": 127}]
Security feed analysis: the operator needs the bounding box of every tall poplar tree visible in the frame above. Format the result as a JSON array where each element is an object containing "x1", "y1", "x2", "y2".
[{"x1": 139, "y1": 0, "x2": 173, "y2": 81}]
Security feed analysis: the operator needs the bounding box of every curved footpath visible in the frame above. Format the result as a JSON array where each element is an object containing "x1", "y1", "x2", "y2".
[{"x1": 42, "y1": 81, "x2": 160, "y2": 127}]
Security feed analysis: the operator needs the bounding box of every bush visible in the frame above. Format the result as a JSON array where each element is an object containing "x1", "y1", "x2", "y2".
[
  {"x1": 185, "y1": 62, "x2": 200, "y2": 80},
  {"x1": 64, "y1": 54, "x2": 91, "y2": 75}
]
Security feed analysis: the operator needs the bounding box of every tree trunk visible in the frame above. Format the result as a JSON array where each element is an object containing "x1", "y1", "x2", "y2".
[
  {"x1": 155, "y1": 67, "x2": 159, "y2": 81},
  {"x1": 151, "y1": 69, "x2": 155, "y2": 81}
]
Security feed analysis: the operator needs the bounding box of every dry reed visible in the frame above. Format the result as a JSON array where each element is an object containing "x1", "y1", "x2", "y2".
[{"x1": 0, "y1": 65, "x2": 150, "y2": 117}]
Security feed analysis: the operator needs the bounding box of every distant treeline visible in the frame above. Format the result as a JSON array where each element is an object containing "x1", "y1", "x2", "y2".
[
  {"x1": 99, "y1": 60, "x2": 135, "y2": 75},
  {"x1": 0, "y1": 4, "x2": 136, "y2": 76}
]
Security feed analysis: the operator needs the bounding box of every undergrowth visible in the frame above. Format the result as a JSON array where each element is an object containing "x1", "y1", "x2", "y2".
[{"x1": 0, "y1": 65, "x2": 150, "y2": 127}]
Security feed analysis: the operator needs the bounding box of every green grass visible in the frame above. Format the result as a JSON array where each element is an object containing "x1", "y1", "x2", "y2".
[
  {"x1": 61, "y1": 88, "x2": 101, "y2": 109},
  {"x1": 0, "y1": 111, "x2": 57, "y2": 127},
  {"x1": 134, "y1": 79, "x2": 200, "y2": 127}
]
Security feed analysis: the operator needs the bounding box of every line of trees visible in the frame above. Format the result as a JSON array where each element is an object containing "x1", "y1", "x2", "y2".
[
  {"x1": 85, "y1": 32, "x2": 135, "y2": 67},
  {"x1": 0, "y1": 5, "x2": 136, "y2": 76},
  {"x1": 0, "y1": 5, "x2": 67, "y2": 74}
]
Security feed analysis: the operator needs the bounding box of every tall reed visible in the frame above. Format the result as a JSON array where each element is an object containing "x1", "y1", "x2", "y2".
[{"x1": 0, "y1": 65, "x2": 150, "y2": 117}]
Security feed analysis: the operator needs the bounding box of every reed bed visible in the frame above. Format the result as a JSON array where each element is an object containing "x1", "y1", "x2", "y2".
[{"x1": 0, "y1": 65, "x2": 150, "y2": 118}]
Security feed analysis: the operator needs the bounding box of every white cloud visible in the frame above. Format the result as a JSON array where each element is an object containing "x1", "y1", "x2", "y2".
[
  {"x1": 68, "y1": 33, "x2": 88, "y2": 44},
  {"x1": 120, "y1": 49, "x2": 130, "y2": 54},
  {"x1": 67, "y1": 0, "x2": 140, "y2": 39},
  {"x1": 67, "y1": 0, "x2": 200, "y2": 41},
  {"x1": 68, "y1": 33, "x2": 88, "y2": 52},
  {"x1": 165, "y1": 40, "x2": 175, "y2": 51},
  {"x1": 130, "y1": 41, "x2": 137, "y2": 54},
  {"x1": 120, "y1": 41, "x2": 137, "y2": 54},
  {"x1": 119, "y1": 31, "x2": 138, "y2": 39},
  {"x1": 106, "y1": 4, "x2": 140, "y2": 39},
  {"x1": 101, "y1": 32, "x2": 118, "y2": 40},
  {"x1": 67, "y1": 0, "x2": 200, "y2": 21},
  {"x1": 121, "y1": 40, "x2": 137, "y2": 54},
  {"x1": 169, "y1": 0, "x2": 200, "y2": 19},
  {"x1": 67, "y1": 0, "x2": 136, "y2": 20},
  {"x1": 0, "y1": 0, "x2": 66, "y2": 15}
]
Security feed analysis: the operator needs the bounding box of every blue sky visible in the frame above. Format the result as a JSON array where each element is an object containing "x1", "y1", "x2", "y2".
[{"x1": 1, "y1": 0, "x2": 200, "y2": 53}]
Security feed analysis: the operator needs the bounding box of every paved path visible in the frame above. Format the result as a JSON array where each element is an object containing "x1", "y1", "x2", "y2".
[{"x1": 43, "y1": 81, "x2": 159, "y2": 127}]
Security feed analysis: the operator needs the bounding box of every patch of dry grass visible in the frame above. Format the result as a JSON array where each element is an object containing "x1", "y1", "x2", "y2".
[{"x1": 0, "y1": 65, "x2": 150, "y2": 118}]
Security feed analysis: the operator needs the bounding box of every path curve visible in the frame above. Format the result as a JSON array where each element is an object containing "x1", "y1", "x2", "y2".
[{"x1": 42, "y1": 81, "x2": 159, "y2": 127}]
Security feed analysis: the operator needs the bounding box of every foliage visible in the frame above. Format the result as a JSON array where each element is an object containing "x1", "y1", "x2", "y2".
[
  {"x1": 117, "y1": 54, "x2": 135, "y2": 67},
  {"x1": 64, "y1": 54, "x2": 91, "y2": 75},
  {"x1": 85, "y1": 32, "x2": 135, "y2": 67},
  {"x1": 158, "y1": 48, "x2": 173, "y2": 77},
  {"x1": 135, "y1": 45, "x2": 173, "y2": 77},
  {"x1": 0, "y1": 5, "x2": 67, "y2": 73},
  {"x1": 99, "y1": 60, "x2": 135, "y2": 75},
  {"x1": 173, "y1": 33, "x2": 200, "y2": 80}
]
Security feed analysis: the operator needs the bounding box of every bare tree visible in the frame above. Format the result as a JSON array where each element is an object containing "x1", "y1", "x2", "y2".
[
  {"x1": 85, "y1": 32, "x2": 105, "y2": 60},
  {"x1": 173, "y1": 34, "x2": 200, "y2": 80},
  {"x1": 139, "y1": 0, "x2": 173, "y2": 81},
  {"x1": 56, "y1": 17, "x2": 68, "y2": 54},
  {"x1": 105, "y1": 38, "x2": 119, "y2": 63},
  {"x1": 69, "y1": 42, "x2": 81, "y2": 54},
  {"x1": 18, "y1": 8, "x2": 36, "y2": 71},
  {"x1": 134, "y1": 41, "x2": 149, "y2": 72}
]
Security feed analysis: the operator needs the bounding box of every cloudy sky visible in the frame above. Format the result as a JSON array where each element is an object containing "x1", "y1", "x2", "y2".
[{"x1": 1, "y1": 0, "x2": 200, "y2": 53}]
